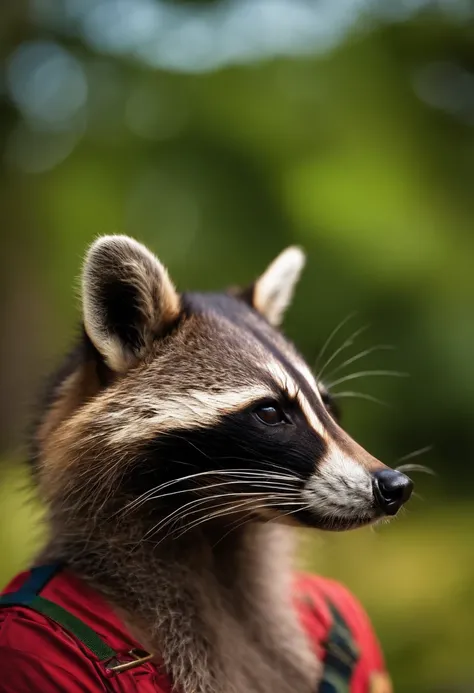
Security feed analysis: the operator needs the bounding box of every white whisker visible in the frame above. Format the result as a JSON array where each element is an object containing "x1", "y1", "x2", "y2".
[
  {"x1": 318, "y1": 324, "x2": 370, "y2": 380},
  {"x1": 315, "y1": 312, "x2": 358, "y2": 372},
  {"x1": 182, "y1": 496, "x2": 303, "y2": 532},
  {"x1": 124, "y1": 479, "x2": 299, "y2": 519},
  {"x1": 143, "y1": 490, "x2": 301, "y2": 540},
  {"x1": 325, "y1": 345, "x2": 394, "y2": 380},
  {"x1": 213, "y1": 500, "x2": 310, "y2": 545},
  {"x1": 170, "y1": 496, "x2": 274, "y2": 540},
  {"x1": 396, "y1": 463, "x2": 436, "y2": 476},
  {"x1": 171, "y1": 494, "x2": 304, "y2": 540},
  {"x1": 327, "y1": 370, "x2": 409, "y2": 389},
  {"x1": 397, "y1": 446, "x2": 433, "y2": 463},
  {"x1": 330, "y1": 391, "x2": 389, "y2": 407},
  {"x1": 119, "y1": 468, "x2": 298, "y2": 515}
]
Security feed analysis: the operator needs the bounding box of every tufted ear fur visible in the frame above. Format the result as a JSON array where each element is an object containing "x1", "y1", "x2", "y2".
[
  {"x1": 82, "y1": 235, "x2": 181, "y2": 373},
  {"x1": 245, "y1": 247, "x2": 306, "y2": 327}
]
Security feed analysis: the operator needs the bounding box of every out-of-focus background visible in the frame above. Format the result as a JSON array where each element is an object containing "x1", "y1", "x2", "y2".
[{"x1": 1, "y1": 1, "x2": 473, "y2": 690}]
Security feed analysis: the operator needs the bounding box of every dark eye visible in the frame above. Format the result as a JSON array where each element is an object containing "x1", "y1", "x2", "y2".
[{"x1": 254, "y1": 403, "x2": 287, "y2": 426}]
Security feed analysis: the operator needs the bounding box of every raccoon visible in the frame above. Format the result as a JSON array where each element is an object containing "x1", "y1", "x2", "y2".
[{"x1": 29, "y1": 235, "x2": 412, "y2": 693}]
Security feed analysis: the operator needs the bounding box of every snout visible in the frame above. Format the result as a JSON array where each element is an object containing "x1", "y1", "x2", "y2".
[{"x1": 372, "y1": 469, "x2": 413, "y2": 516}]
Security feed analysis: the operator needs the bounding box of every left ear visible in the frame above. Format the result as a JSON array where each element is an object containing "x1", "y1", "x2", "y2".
[
  {"x1": 82, "y1": 235, "x2": 181, "y2": 373},
  {"x1": 241, "y1": 247, "x2": 306, "y2": 326}
]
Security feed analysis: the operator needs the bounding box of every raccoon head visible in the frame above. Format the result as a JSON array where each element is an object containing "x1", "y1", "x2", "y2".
[{"x1": 35, "y1": 235, "x2": 413, "y2": 539}]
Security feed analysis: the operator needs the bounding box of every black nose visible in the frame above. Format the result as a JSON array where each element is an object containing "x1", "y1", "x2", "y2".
[{"x1": 372, "y1": 470, "x2": 413, "y2": 515}]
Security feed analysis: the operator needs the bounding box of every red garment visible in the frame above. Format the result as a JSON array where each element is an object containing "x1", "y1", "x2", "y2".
[{"x1": 0, "y1": 568, "x2": 389, "y2": 692}]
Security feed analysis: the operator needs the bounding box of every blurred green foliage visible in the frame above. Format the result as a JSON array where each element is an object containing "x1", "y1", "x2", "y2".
[{"x1": 1, "y1": 2, "x2": 474, "y2": 691}]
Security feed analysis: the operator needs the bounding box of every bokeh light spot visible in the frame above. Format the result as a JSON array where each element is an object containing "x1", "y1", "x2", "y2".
[{"x1": 6, "y1": 41, "x2": 88, "y2": 130}]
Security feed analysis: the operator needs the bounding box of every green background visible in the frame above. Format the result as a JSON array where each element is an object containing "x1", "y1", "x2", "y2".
[{"x1": 1, "y1": 2, "x2": 474, "y2": 691}]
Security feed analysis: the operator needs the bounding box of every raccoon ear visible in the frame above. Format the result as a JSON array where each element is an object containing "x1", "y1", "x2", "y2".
[
  {"x1": 247, "y1": 246, "x2": 306, "y2": 326},
  {"x1": 82, "y1": 235, "x2": 181, "y2": 372}
]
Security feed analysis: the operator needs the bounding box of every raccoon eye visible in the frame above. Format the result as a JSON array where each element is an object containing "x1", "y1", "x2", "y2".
[{"x1": 254, "y1": 403, "x2": 287, "y2": 426}]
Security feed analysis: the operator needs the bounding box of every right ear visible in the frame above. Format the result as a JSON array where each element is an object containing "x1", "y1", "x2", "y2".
[{"x1": 82, "y1": 235, "x2": 181, "y2": 373}]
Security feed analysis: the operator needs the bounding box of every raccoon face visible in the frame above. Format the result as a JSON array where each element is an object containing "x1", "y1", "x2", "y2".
[{"x1": 37, "y1": 236, "x2": 413, "y2": 537}]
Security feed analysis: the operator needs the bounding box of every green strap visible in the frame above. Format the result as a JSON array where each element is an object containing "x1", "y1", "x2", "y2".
[
  {"x1": 299, "y1": 592, "x2": 359, "y2": 693},
  {"x1": 0, "y1": 564, "x2": 117, "y2": 663},
  {"x1": 26, "y1": 595, "x2": 116, "y2": 661},
  {"x1": 319, "y1": 601, "x2": 360, "y2": 693}
]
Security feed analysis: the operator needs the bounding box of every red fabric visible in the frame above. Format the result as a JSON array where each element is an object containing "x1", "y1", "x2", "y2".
[
  {"x1": 0, "y1": 568, "x2": 387, "y2": 692},
  {"x1": 294, "y1": 574, "x2": 386, "y2": 691}
]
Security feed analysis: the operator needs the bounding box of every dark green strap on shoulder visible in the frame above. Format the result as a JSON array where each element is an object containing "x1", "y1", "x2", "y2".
[
  {"x1": 319, "y1": 600, "x2": 360, "y2": 693},
  {"x1": 0, "y1": 563, "x2": 117, "y2": 662}
]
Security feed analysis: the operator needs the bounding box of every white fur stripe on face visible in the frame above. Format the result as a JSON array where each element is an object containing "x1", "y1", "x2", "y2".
[
  {"x1": 265, "y1": 362, "x2": 326, "y2": 438},
  {"x1": 104, "y1": 360, "x2": 326, "y2": 446},
  {"x1": 296, "y1": 392, "x2": 327, "y2": 439},
  {"x1": 292, "y1": 361, "x2": 321, "y2": 399},
  {"x1": 106, "y1": 386, "x2": 275, "y2": 445}
]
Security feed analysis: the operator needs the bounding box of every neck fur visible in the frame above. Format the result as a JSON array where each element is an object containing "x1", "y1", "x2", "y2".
[{"x1": 43, "y1": 522, "x2": 319, "y2": 693}]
